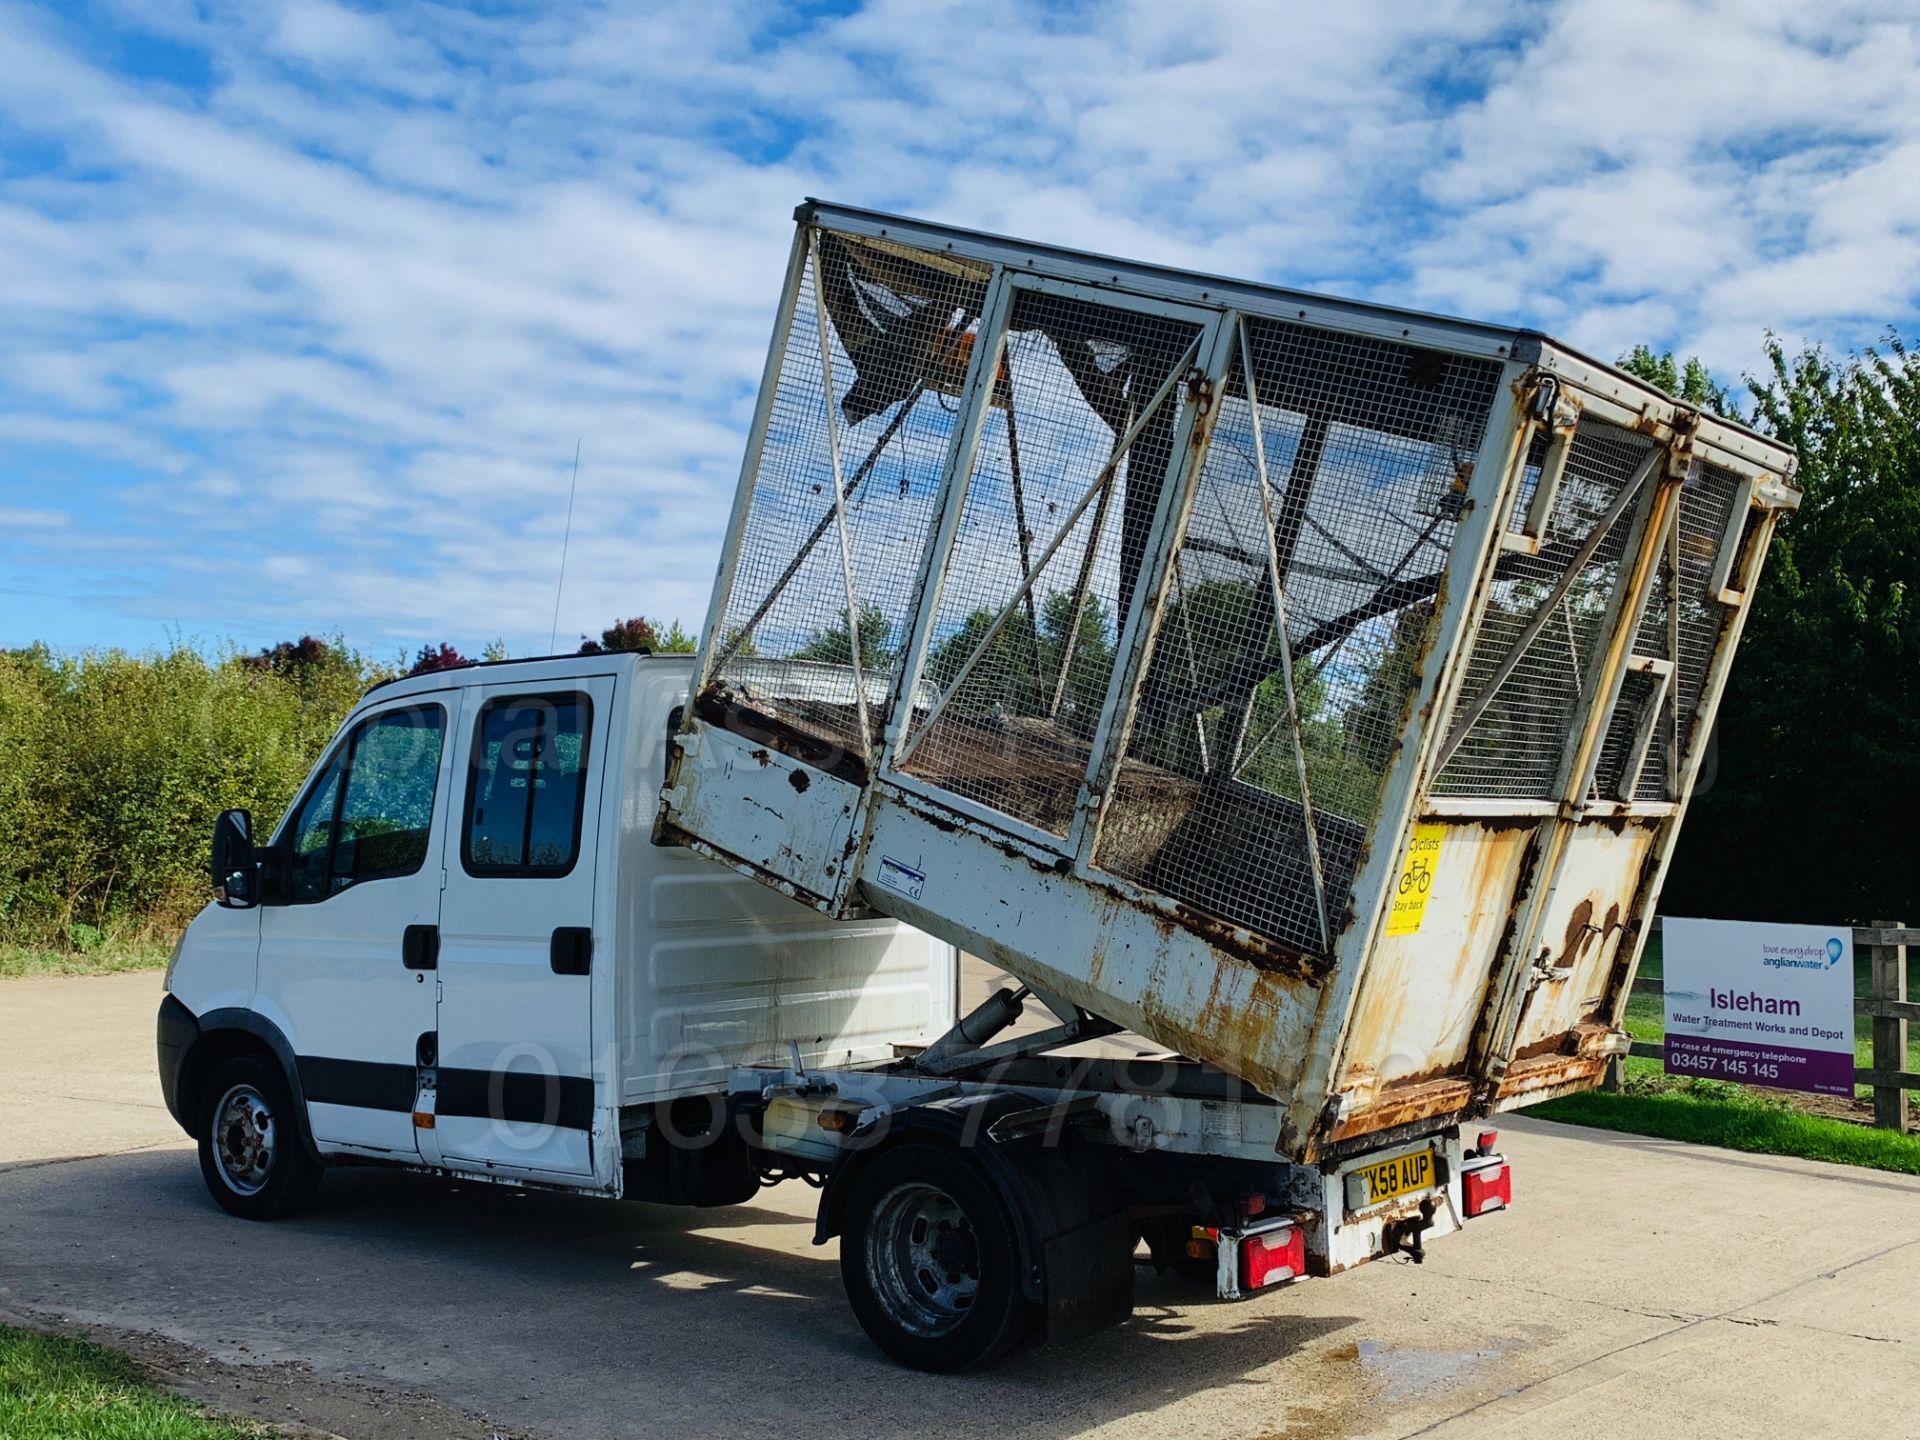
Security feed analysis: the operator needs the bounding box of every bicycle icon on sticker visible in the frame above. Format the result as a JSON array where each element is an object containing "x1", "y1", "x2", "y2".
[{"x1": 1398, "y1": 859, "x2": 1433, "y2": 897}]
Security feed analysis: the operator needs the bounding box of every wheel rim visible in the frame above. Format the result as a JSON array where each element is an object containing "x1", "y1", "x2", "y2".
[
  {"x1": 212, "y1": 1083, "x2": 277, "y2": 1196},
  {"x1": 864, "y1": 1181, "x2": 982, "y2": 1338}
]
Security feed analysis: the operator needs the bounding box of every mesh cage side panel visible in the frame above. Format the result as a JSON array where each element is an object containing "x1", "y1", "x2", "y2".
[
  {"x1": 1434, "y1": 420, "x2": 1657, "y2": 800},
  {"x1": 1094, "y1": 317, "x2": 1503, "y2": 952},
  {"x1": 1626, "y1": 463, "x2": 1744, "y2": 800},
  {"x1": 1609, "y1": 463, "x2": 1746, "y2": 802},
  {"x1": 1594, "y1": 560, "x2": 1673, "y2": 802},
  {"x1": 900, "y1": 292, "x2": 1203, "y2": 834},
  {"x1": 1593, "y1": 668, "x2": 1657, "y2": 800},
  {"x1": 710, "y1": 231, "x2": 991, "y2": 757}
]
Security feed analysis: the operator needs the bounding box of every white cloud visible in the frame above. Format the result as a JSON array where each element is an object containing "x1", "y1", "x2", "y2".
[
  {"x1": 0, "y1": 504, "x2": 71, "y2": 528},
  {"x1": 0, "y1": 0, "x2": 1914, "y2": 656}
]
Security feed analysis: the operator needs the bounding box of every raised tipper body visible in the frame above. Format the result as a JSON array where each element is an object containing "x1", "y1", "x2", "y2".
[{"x1": 660, "y1": 199, "x2": 1801, "y2": 1163}]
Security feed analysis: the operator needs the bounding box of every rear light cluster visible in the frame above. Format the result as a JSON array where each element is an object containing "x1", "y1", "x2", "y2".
[
  {"x1": 1240, "y1": 1222, "x2": 1305, "y2": 1290},
  {"x1": 1209, "y1": 1220, "x2": 1305, "y2": 1299},
  {"x1": 1462, "y1": 1131, "x2": 1511, "y2": 1218}
]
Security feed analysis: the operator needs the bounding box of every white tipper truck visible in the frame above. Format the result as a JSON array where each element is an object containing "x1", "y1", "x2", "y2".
[{"x1": 159, "y1": 201, "x2": 1799, "y2": 1371}]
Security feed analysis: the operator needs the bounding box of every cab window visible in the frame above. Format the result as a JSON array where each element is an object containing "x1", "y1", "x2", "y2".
[
  {"x1": 463, "y1": 693, "x2": 593, "y2": 876},
  {"x1": 282, "y1": 704, "x2": 447, "y2": 902}
]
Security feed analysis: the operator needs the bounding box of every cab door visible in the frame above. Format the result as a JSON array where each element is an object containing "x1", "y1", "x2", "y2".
[
  {"x1": 434, "y1": 677, "x2": 613, "y2": 1179},
  {"x1": 256, "y1": 696, "x2": 454, "y2": 1157}
]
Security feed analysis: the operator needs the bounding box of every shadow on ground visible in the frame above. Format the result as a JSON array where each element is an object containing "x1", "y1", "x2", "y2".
[{"x1": 0, "y1": 1148, "x2": 1368, "y2": 1440}]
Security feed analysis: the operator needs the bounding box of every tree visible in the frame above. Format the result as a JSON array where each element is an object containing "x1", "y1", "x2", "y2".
[
  {"x1": 654, "y1": 620, "x2": 697, "y2": 654},
  {"x1": 407, "y1": 642, "x2": 473, "y2": 676},
  {"x1": 1661, "y1": 333, "x2": 1920, "y2": 923},
  {"x1": 241, "y1": 636, "x2": 355, "y2": 692},
  {"x1": 1039, "y1": 589, "x2": 1117, "y2": 727},
  {"x1": 792, "y1": 602, "x2": 895, "y2": 673},
  {"x1": 920, "y1": 590, "x2": 1116, "y2": 736},
  {"x1": 1619, "y1": 344, "x2": 1741, "y2": 419},
  {"x1": 579, "y1": 617, "x2": 698, "y2": 655}
]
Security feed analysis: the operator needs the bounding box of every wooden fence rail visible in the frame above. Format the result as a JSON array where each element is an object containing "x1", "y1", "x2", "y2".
[{"x1": 1618, "y1": 919, "x2": 1913, "y2": 1132}]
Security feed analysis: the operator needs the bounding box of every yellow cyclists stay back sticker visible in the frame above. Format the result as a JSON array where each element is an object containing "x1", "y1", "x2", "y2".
[{"x1": 1385, "y1": 824, "x2": 1447, "y2": 936}]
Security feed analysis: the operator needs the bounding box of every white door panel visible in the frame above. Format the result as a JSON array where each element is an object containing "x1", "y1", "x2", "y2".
[
  {"x1": 256, "y1": 696, "x2": 454, "y2": 1156},
  {"x1": 436, "y1": 678, "x2": 611, "y2": 1178}
]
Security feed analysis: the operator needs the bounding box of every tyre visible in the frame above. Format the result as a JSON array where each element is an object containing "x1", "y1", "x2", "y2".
[
  {"x1": 839, "y1": 1142, "x2": 1036, "y2": 1372},
  {"x1": 196, "y1": 1056, "x2": 323, "y2": 1219}
]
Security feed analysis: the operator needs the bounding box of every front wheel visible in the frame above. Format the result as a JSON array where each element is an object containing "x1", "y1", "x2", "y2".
[
  {"x1": 839, "y1": 1143, "x2": 1036, "y2": 1372},
  {"x1": 196, "y1": 1056, "x2": 322, "y2": 1219}
]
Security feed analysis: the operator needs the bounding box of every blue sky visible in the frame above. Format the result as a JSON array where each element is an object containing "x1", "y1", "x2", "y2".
[{"x1": 2, "y1": 0, "x2": 1917, "y2": 660}]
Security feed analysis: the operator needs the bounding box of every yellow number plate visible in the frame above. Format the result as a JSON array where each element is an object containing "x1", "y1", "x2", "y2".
[{"x1": 1351, "y1": 1148, "x2": 1437, "y2": 1208}]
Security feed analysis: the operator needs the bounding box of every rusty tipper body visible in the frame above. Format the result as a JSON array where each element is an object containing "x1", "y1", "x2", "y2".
[{"x1": 660, "y1": 200, "x2": 1799, "y2": 1166}]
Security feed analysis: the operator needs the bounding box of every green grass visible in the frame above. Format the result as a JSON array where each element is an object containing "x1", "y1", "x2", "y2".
[
  {"x1": 0, "y1": 934, "x2": 174, "y2": 980},
  {"x1": 1535, "y1": 1078, "x2": 1920, "y2": 1175},
  {"x1": 0, "y1": 1326, "x2": 264, "y2": 1439}
]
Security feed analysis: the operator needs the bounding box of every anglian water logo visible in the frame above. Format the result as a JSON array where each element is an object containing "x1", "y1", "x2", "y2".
[{"x1": 1761, "y1": 940, "x2": 1836, "y2": 972}]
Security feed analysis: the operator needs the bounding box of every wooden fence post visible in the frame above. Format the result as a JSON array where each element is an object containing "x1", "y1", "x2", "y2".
[{"x1": 1870, "y1": 920, "x2": 1909, "y2": 1134}]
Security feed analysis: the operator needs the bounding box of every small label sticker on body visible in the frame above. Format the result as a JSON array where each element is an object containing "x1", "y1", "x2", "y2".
[
  {"x1": 1385, "y1": 824, "x2": 1446, "y2": 936},
  {"x1": 876, "y1": 855, "x2": 925, "y2": 901}
]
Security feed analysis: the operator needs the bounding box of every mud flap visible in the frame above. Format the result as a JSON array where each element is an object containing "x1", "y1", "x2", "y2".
[{"x1": 1042, "y1": 1210, "x2": 1135, "y2": 1345}]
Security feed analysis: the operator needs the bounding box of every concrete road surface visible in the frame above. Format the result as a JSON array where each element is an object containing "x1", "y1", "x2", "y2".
[{"x1": 4, "y1": 968, "x2": 1918, "y2": 1439}]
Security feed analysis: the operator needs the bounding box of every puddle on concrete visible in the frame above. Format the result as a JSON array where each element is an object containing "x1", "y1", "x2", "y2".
[{"x1": 1352, "y1": 1338, "x2": 1506, "y2": 1402}]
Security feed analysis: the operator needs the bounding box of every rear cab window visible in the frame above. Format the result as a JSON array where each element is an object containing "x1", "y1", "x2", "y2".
[{"x1": 462, "y1": 693, "x2": 593, "y2": 876}]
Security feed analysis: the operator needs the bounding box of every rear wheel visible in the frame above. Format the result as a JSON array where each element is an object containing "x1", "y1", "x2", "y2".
[
  {"x1": 839, "y1": 1143, "x2": 1035, "y2": 1372},
  {"x1": 196, "y1": 1056, "x2": 322, "y2": 1219}
]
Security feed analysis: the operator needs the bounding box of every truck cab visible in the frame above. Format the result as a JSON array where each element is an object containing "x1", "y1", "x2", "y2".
[{"x1": 158, "y1": 652, "x2": 958, "y2": 1205}]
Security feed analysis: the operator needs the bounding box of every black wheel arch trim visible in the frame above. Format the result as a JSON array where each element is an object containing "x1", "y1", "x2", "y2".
[
  {"x1": 155, "y1": 992, "x2": 199, "y2": 1128},
  {"x1": 178, "y1": 1005, "x2": 325, "y2": 1166}
]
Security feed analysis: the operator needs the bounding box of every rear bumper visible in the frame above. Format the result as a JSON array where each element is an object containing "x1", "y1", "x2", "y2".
[
  {"x1": 1311, "y1": 1131, "x2": 1508, "y2": 1277},
  {"x1": 156, "y1": 992, "x2": 199, "y2": 1131}
]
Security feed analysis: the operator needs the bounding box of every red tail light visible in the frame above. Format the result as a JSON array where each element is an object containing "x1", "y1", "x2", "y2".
[
  {"x1": 1463, "y1": 1159, "x2": 1511, "y2": 1217},
  {"x1": 1240, "y1": 1222, "x2": 1305, "y2": 1289}
]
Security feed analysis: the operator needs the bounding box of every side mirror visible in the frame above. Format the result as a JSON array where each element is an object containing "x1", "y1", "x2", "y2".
[{"x1": 211, "y1": 808, "x2": 258, "y2": 909}]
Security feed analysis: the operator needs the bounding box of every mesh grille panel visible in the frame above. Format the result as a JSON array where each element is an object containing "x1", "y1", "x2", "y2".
[
  {"x1": 1630, "y1": 463, "x2": 1744, "y2": 799},
  {"x1": 899, "y1": 291, "x2": 1203, "y2": 833},
  {"x1": 1093, "y1": 317, "x2": 1502, "y2": 952},
  {"x1": 710, "y1": 231, "x2": 992, "y2": 755},
  {"x1": 1434, "y1": 420, "x2": 1657, "y2": 799},
  {"x1": 1609, "y1": 463, "x2": 1746, "y2": 802},
  {"x1": 1594, "y1": 667, "x2": 1657, "y2": 800}
]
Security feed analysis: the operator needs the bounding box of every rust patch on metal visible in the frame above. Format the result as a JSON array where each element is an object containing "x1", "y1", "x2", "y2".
[
  {"x1": 786, "y1": 768, "x2": 811, "y2": 794},
  {"x1": 1336, "y1": 819, "x2": 1536, "y2": 1111},
  {"x1": 1493, "y1": 1051, "x2": 1604, "y2": 1099},
  {"x1": 1326, "y1": 1077, "x2": 1474, "y2": 1145},
  {"x1": 1561, "y1": 896, "x2": 1595, "y2": 967},
  {"x1": 693, "y1": 686, "x2": 869, "y2": 785}
]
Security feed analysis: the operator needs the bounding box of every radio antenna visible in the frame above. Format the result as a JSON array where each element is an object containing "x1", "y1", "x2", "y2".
[{"x1": 548, "y1": 438, "x2": 581, "y2": 653}]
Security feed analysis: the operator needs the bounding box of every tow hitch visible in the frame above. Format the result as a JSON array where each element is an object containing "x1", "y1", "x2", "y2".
[{"x1": 1381, "y1": 1197, "x2": 1437, "y2": 1263}]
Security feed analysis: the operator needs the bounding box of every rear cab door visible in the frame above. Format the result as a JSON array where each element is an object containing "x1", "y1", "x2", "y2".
[{"x1": 433, "y1": 671, "x2": 617, "y2": 1183}]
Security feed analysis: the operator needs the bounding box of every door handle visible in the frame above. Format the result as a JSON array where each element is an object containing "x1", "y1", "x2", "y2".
[
  {"x1": 550, "y1": 926, "x2": 592, "y2": 976},
  {"x1": 403, "y1": 923, "x2": 439, "y2": 971}
]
